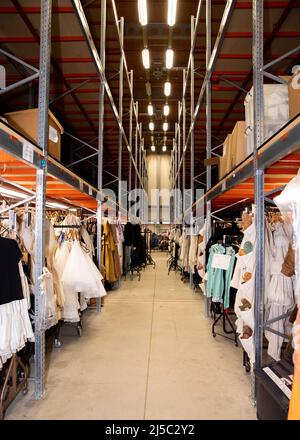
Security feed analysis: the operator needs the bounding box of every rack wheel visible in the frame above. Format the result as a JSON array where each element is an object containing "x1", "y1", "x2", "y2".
[
  {"x1": 54, "y1": 338, "x2": 63, "y2": 348},
  {"x1": 22, "y1": 387, "x2": 28, "y2": 396},
  {"x1": 212, "y1": 333, "x2": 216, "y2": 338},
  {"x1": 77, "y1": 326, "x2": 82, "y2": 337},
  {"x1": 245, "y1": 364, "x2": 251, "y2": 373},
  {"x1": 235, "y1": 342, "x2": 239, "y2": 347}
]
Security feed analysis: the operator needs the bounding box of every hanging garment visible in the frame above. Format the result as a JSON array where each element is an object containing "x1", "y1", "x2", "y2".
[
  {"x1": 232, "y1": 220, "x2": 256, "y2": 363},
  {"x1": 62, "y1": 240, "x2": 106, "y2": 298},
  {"x1": 0, "y1": 237, "x2": 34, "y2": 369},
  {"x1": 102, "y1": 222, "x2": 120, "y2": 283},
  {"x1": 37, "y1": 267, "x2": 58, "y2": 331},
  {"x1": 206, "y1": 243, "x2": 236, "y2": 307},
  {"x1": 188, "y1": 235, "x2": 199, "y2": 274},
  {"x1": 265, "y1": 221, "x2": 295, "y2": 360},
  {"x1": 55, "y1": 240, "x2": 80, "y2": 323},
  {"x1": 179, "y1": 231, "x2": 190, "y2": 272}
]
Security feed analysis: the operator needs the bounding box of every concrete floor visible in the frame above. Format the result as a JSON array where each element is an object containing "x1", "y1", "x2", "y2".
[{"x1": 6, "y1": 253, "x2": 256, "y2": 420}]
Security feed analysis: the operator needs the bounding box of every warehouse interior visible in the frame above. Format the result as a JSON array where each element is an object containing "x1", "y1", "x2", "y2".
[{"x1": 0, "y1": 0, "x2": 300, "y2": 421}]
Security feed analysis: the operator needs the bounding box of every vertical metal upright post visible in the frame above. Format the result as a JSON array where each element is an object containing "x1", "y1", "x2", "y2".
[
  {"x1": 135, "y1": 102, "x2": 138, "y2": 191},
  {"x1": 205, "y1": 0, "x2": 211, "y2": 317},
  {"x1": 96, "y1": 0, "x2": 106, "y2": 313},
  {"x1": 128, "y1": 70, "x2": 133, "y2": 209},
  {"x1": 182, "y1": 70, "x2": 186, "y2": 221},
  {"x1": 253, "y1": 0, "x2": 265, "y2": 398},
  {"x1": 34, "y1": 0, "x2": 52, "y2": 399},
  {"x1": 190, "y1": 16, "x2": 195, "y2": 289},
  {"x1": 139, "y1": 132, "x2": 142, "y2": 189},
  {"x1": 118, "y1": 17, "x2": 124, "y2": 213}
]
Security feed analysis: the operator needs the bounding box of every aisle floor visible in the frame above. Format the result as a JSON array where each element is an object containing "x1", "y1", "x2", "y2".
[{"x1": 6, "y1": 253, "x2": 256, "y2": 420}]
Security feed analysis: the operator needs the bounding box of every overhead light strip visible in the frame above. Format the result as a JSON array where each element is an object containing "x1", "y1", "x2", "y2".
[
  {"x1": 167, "y1": 0, "x2": 177, "y2": 26},
  {"x1": 138, "y1": 0, "x2": 148, "y2": 26}
]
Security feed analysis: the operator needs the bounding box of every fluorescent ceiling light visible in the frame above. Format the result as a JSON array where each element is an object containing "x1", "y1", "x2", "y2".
[
  {"x1": 163, "y1": 104, "x2": 170, "y2": 116},
  {"x1": 162, "y1": 145, "x2": 167, "y2": 152},
  {"x1": 164, "y1": 135, "x2": 167, "y2": 142},
  {"x1": 148, "y1": 104, "x2": 154, "y2": 116},
  {"x1": 164, "y1": 81, "x2": 171, "y2": 96},
  {"x1": 163, "y1": 122, "x2": 168, "y2": 131},
  {"x1": 138, "y1": 0, "x2": 148, "y2": 26},
  {"x1": 149, "y1": 122, "x2": 154, "y2": 131},
  {"x1": 167, "y1": 0, "x2": 177, "y2": 26},
  {"x1": 0, "y1": 187, "x2": 28, "y2": 199},
  {"x1": 46, "y1": 201, "x2": 69, "y2": 210},
  {"x1": 142, "y1": 48, "x2": 150, "y2": 69},
  {"x1": 166, "y1": 49, "x2": 174, "y2": 69},
  {"x1": 151, "y1": 145, "x2": 156, "y2": 152}
]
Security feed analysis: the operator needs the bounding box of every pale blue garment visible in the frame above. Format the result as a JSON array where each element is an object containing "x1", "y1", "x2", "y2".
[{"x1": 206, "y1": 244, "x2": 236, "y2": 308}]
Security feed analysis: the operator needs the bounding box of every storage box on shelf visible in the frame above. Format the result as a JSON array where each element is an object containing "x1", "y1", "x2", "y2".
[
  {"x1": 244, "y1": 84, "x2": 290, "y2": 154},
  {"x1": 219, "y1": 133, "x2": 232, "y2": 180},
  {"x1": 286, "y1": 72, "x2": 300, "y2": 119},
  {"x1": 4, "y1": 108, "x2": 64, "y2": 161}
]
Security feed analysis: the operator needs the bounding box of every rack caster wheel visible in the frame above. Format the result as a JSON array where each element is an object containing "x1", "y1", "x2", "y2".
[
  {"x1": 77, "y1": 326, "x2": 82, "y2": 337},
  {"x1": 212, "y1": 333, "x2": 216, "y2": 338},
  {"x1": 235, "y1": 342, "x2": 239, "y2": 347},
  {"x1": 22, "y1": 386, "x2": 28, "y2": 396},
  {"x1": 54, "y1": 338, "x2": 63, "y2": 348}
]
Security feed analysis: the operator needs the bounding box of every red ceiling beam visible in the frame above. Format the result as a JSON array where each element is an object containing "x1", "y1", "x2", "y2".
[
  {"x1": 3, "y1": 53, "x2": 298, "y2": 65},
  {"x1": 0, "y1": 36, "x2": 85, "y2": 43}
]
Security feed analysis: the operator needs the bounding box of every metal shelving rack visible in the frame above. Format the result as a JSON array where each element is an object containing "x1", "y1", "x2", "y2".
[
  {"x1": 0, "y1": 0, "x2": 147, "y2": 400},
  {"x1": 170, "y1": 0, "x2": 300, "y2": 403}
]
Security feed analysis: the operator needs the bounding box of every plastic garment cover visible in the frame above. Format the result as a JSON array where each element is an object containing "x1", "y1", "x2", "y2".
[{"x1": 37, "y1": 267, "x2": 58, "y2": 331}]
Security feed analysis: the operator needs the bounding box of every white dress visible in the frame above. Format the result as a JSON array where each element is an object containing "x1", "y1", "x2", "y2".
[
  {"x1": 0, "y1": 299, "x2": 34, "y2": 369},
  {"x1": 265, "y1": 221, "x2": 295, "y2": 360},
  {"x1": 62, "y1": 240, "x2": 107, "y2": 299},
  {"x1": 55, "y1": 241, "x2": 80, "y2": 323}
]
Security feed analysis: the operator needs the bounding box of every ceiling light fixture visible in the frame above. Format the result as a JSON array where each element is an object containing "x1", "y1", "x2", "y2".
[
  {"x1": 167, "y1": 0, "x2": 177, "y2": 26},
  {"x1": 151, "y1": 145, "x2": 156, "y2": 152},
  {"x1": 163, "y1": 122, "x2": 168, "y2": 131},
  {"x1": 147, "y1": 104, "x2": 154, "y2": 116},
  {"x1": 138, "y1": 0, "x2": 148, "y2": 26},
  {"x1": 165, "y1": 49, "x2": 174, "y2": 69},
  {"x1": 149, "y1": 122, "x2": 154, "y2": 131},
  {"x1": 142, "y1": 48, "x2": 150, "y2": 69},
  {"x1": 164, "y1": 81, "x2": 171, "y2": 96},
  {"x1": 0, "y1": 187, "x2": 28, "y2": 199},
  {"x1": 162, "y1": 145, "x2": 167, "y2": 152},
  {"x1": 46, "y1": 201, "x2": 69, "y2": 210},
  {"x1": 163, "y1": 104, "x2": 170, "y2": 116}
]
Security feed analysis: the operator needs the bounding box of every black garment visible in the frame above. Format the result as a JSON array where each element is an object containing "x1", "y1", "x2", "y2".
[
  {"x1": 123, "y1": 222, "x2": 134, "y2": 246},
  {"x1": 0, "y1": 237, "x2": 23, "y2": 305}
]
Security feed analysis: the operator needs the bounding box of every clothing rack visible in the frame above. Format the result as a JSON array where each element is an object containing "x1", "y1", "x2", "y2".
[
  {"x1": 0, "y1": 354, "x2": 29, "y2": 419},
  {"x1": 210, "y1": 234, "x2": 241, "y2": 346},
  {"x1": 141, "y1": 230, "x2": 156, "y2": 269}
]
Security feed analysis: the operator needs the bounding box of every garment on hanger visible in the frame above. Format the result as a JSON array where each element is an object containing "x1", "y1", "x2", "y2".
[
  {"x1": 179, "y1": 230, "x2": 190, "y2": 272},
  {"x1": 0, "y1": 237, "x2": 34, "y2": 369},
  {"x1": 206, "y1": 243, "x2": 236, "y2": 307},
  {"x1": 264, "y1": 220, "x2": 295, "y2": 361}
]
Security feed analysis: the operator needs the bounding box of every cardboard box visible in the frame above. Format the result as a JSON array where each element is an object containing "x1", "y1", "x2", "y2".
[
  {"x1": 288, "y1": 73, "x2": 300, "y2": 119},
  {"x1": 4, "y1": 108, "x2": 64, "y2": 161},
  {"x1": 219, "y1": 134, "x2": 232, "y2": 180},
  {"x1": 204, "y1": 157, "x2": 220, "y2": 167},
  {"x1": 231, "y1": 121, "x2": 247, "y2": 167}
]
